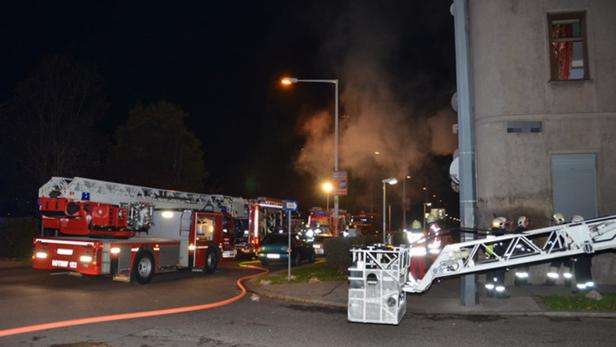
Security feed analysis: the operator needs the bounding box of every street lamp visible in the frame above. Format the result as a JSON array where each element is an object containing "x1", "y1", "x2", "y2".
[
  {"x1": 321, "y1": 181, "x2": 333, "y2": 216},
  {"x1": 423, "y1": 202, "x2": 433, "y2": 231},
  {"x1": 382, "y1": 177, "x2": 398, "y2": 243},
  {"x1": 402, "y1": 175, "x2": 411, "y2": 230},
  {"x1": 281, "y1": 76, "x2": 340, "y2": 235}
]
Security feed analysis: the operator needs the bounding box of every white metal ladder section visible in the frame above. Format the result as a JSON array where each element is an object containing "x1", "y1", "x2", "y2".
[
  {"x1": 39, "y1": 176, "x2": 248, "y2": 218},
  {"x1": 403, "y1": 215, "x2": 616, "y2": 293}
]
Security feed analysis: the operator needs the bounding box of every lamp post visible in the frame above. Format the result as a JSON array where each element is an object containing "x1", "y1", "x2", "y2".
[
  {"x1": 321, "y1": 181, "x2": 333, "y2": 226},
  {"x1": 402, "y1": 175, "x2": 411, "y2": 230},
  {"x1": 382, "y1": 177, "x2": 398, "y2": 243},
  {"x1": 282, "y1": 77, "x2": 340, "y2": 235}
]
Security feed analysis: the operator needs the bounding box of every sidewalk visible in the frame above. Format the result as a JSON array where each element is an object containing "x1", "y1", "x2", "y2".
[{"x1": 246, "y1": 267, "x2": 616, "y2": 318}]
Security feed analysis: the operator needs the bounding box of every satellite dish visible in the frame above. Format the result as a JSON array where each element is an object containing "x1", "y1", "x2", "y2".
[{"x1": 449, "y1": 150, "x2": 459, "y2": 192}]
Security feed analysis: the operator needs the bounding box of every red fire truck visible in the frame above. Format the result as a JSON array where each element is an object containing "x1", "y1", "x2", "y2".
[
  {"x1": 245, "y1": 197, "x2": 285, "y2": 249},
  {"x1": 32, "y1": 177, "x2": 249, "y2": 284}
]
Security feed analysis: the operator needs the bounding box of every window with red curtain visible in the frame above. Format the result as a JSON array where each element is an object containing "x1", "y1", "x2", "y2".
[{"x1": 548, "y1": 12, "x2": 588, "y2": 81}]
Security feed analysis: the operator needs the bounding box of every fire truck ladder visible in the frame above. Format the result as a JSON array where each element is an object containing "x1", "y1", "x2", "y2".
[
  {"x1": 39, "y1": 176, "x2": 248, "y2": 219},
  {"x1": 403, "y1": 215, "x2": 616, "y2": 293}
]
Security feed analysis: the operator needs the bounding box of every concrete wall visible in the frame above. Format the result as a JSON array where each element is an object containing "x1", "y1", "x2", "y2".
[
  {"x1": 469, "y1": 0, "x2": 616, "y2": 283},
  {"x1": 469, "y1": 0, "x2": 616, "y2": 227}
]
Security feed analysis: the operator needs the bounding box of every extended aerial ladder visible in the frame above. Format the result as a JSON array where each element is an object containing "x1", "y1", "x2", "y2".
[
  {"x1": 403, "y1": 215, "x2": 616, "y2": 293},
  {"x1": 39, "y1": 176, "x2": 248, "y2": 237},
  {"x1": 348, "y1": 215, "x2": 616, "y2": 324}
]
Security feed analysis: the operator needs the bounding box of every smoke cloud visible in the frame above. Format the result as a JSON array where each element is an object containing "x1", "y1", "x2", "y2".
[{"x1": 294, "y1": 1, "x2": 457, "y2": 208}]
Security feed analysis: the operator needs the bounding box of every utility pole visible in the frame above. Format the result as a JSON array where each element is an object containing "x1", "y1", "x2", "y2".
[{"x1": 453, "y1": 0, "x2": 478, "y2": 306}]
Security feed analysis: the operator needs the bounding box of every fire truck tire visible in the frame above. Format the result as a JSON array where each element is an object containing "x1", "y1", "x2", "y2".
[
  {"x1": 293, "y1": 252, "x2": 301, "y2": 266},
  {"x1": 308, "y1": 252, "x2": 315, "y2": 263},
  {"x1": 132, "y1": 251, "x2": 155, "y2": 284},
  {"x1": 204, "y1": 250, "x2": 219, "y2": 274}
]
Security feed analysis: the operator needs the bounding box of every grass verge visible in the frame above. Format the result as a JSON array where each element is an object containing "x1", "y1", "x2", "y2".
[
  {"x1": 259, "y1": 261, "x2": 346, "y2": 285},
  {"x1": 542, "y1": 294, "x2": 616, "y2": 312}
]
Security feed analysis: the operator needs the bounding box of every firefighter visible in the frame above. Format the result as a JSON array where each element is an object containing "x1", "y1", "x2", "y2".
[
  {"x1": 513, "y1": 216, "x2": 530, "y2": 286},
  {"x1": 545, "y1": 213, "x2": 573, "y2": 286},
  {"x1": 408, "y1": 220, "x2": 427, "y2": 279},
  {"x1": 485, "y1": 217, "x2": 508, "y2": 298},
  {"x1": 570, "y1": 215, "x2": 595, "y2": 292}
]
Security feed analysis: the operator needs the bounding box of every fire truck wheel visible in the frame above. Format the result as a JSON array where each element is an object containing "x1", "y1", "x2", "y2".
[
  {"x1": 293, "y1": 252, "x2": 301, "y2": 266},
  {"x1": 204, "y1": 250, "x2": 219, "y2": 274},
  {"x1": 132, "y1": 251, "x2": 155, "y2": 284},
  {"x1": 308, "y1": 252, "x2": 315, "y2": 263}
]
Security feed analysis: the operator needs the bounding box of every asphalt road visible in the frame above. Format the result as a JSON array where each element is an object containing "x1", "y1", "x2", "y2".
[
  {"x1": 0, "y1": 260, "x2": 254, "y2": 331},
  {"x1": 1, "y1": 262, "x2": 616, "y2": 347}
]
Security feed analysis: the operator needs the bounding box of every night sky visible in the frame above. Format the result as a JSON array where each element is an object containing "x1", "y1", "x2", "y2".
[{"x1": 0, "y1": 1, "x2": 457, "y2": 222}]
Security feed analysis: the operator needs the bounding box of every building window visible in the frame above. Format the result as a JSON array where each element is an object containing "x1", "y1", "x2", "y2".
[{"x1": 548, "y1": 12, "x2": 588, "y2": 81}]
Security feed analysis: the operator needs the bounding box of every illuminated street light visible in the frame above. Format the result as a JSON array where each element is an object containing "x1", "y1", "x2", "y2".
[
  {"x1": 382, "y1": 177, "x2": 398, "y2": 243},
  {"x1": 402, "y1": 175, "x2": 412, "y2": 230},
  {"x1": 321, "y1": 181, "x2": 333, "y2": 218},
  {"x1": 281, "y1": 76, "x2": 341, "y2": 235},
  {"x1": 280, "y1": 77, "x2": 299, "y2": 85}
]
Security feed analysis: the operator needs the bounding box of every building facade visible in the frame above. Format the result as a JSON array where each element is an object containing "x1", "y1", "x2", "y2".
[{"x1": 469, "y1": 0, "x2": 616, "y2": 282}]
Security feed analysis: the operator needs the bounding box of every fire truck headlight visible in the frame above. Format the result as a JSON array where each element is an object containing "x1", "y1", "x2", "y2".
[
  {"x1": 35, "y1": 251, "x2": 48, "y2": 259},
  {"x1": 79, "y1": 255, "x2": 93, "y2": 263},
  {"x1": 161, "y1": 211, "x2": 174, "y2": 219},
  {"x1": 188, "y1": 244, "x2": 196, "y2": 251},
  {"x1": 110, "y1": 247, "x2": 121, "y2": 255}
]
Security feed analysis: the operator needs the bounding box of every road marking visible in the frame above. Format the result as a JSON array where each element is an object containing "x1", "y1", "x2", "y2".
[{"x1": 0, "y1": 263, "x2": 268, "y2": 338}]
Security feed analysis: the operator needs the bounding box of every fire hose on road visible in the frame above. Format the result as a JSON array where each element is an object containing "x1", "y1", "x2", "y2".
[{"x1": 0, "y1": 262, "x2": 269, "y2": 338}]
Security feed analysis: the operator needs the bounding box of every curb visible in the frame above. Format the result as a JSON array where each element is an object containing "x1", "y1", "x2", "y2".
[
  {"x1": 245, "y1": 279, "x2": 616, "y2": 319},
  {"x1": 245, "y1": 278, "x2": 347, "y2": 309}
]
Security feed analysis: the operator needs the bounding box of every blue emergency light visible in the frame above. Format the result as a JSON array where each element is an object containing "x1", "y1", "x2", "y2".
[{"x1": 81, "y1": 192, "x2": 90, "y2": 201}]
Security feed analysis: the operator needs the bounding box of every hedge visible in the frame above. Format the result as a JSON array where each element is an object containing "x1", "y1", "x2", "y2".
[
  {"x1": 0, "y1": 217, "x2": 39, "y2": 259},
  {"x1": 323, "y1": 235, "x2": 380, "y2": 274}
]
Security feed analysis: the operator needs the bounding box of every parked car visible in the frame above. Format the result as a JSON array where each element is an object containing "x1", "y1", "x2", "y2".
[
  {"x1": 257, "y1": 233, "x2": 315, "y2": 267},
  {"x1": 312, "y1": 235, "x2": 333, "y2": 256}
]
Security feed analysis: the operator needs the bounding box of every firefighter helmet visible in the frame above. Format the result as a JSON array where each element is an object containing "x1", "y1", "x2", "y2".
[
  {"x1": 517, "y1": 216, "x2": 529, "y2": 229},
  {"x1": 552, "y1": 213, "x2": 566, "y2": 225},
  {"x1": 571, "y1": 215, "x2": 584, "y2": 223},
  {"x1": 491, "y1": 217, "x2": 507, "y2": 230},
  {"x1": 411, "y1": 220, "x2": 422, "y2": 230}
]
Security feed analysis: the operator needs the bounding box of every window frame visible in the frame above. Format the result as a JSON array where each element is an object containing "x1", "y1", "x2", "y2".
[{"x1": 547, "y1": 11, "x2": 590, "y2": 81}]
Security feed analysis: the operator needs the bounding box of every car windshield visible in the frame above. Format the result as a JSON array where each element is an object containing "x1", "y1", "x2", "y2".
[
  {"x1": 315, "y1": 235, "x2": 332, "y2": 243},
  {"x1": 262, "y1": 234, "x2": 290, "y2": 244}
]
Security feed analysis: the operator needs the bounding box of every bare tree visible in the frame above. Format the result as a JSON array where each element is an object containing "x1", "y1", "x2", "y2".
[
  {"x1": 106, "y1": 101, "x2": 207, "y2": 192},
  {"x1": 2, "y1": 54, "x2": 106, "y2": 186}
]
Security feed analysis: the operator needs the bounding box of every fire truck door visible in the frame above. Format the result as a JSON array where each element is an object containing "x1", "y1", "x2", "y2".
[
  {"x1": 179, "y1": 210, "x2": 192, "y2": 267},
  {"x1": 193, "y1": 213, "x2": 217, "y2": 269}
]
